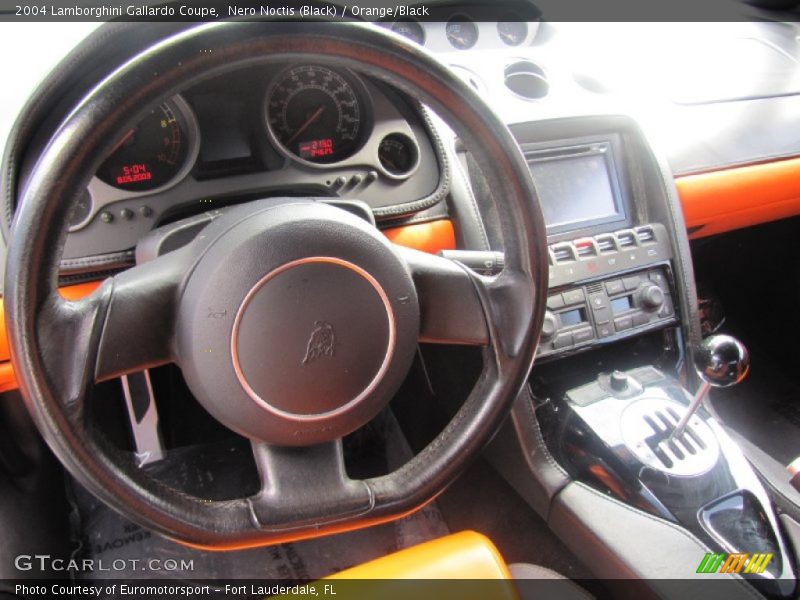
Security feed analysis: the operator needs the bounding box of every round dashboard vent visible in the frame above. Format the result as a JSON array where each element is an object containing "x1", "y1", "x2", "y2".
[{"x1": 504, "y1": 61, "x2": 549, "y2": 100}]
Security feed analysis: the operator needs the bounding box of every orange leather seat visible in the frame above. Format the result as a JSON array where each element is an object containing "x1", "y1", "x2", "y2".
[
  {"x1": 324, "y1": 531, "x2": 518, "y2": 600},
  {"x1": 329, "y1": 530, "x2": 513, "y2": 580},
  {"x1": 318, "y1": 530, "x2": 594, "y2": 600}
]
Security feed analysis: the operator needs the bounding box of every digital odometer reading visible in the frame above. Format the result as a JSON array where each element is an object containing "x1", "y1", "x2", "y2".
[
  {"x1": 96, "y1": 102, "x2": 189, "y2": 192},
  {"x1": 298, "y1": 138, "x2": 335, "y2": 160},
  {"x1": 266, "y1": 65, "x2": 364, "y2": 165}
]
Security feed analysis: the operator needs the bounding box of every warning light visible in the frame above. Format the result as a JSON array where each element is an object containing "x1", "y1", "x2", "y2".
[
  {"x1": 298, "y1": 138, "x2": 334, "y2": 159},
  {"x1": 115, "y1": 164, "x2": 152, "y2": 186}
]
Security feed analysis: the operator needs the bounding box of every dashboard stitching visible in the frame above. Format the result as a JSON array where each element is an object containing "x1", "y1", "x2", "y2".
[
  {"x1": 453, "y1": 146, "x2": 490, "y2": 251},
  {"x1": 61, "y1": 251, "x2": 136, "y2": 271},
  {"x1": 2, "y1": 24, "x2": 132, "y2": 242},
  {"x1": 373, "y1": 104, "x2": 450, "y2": 219},
  {"x1": 520, "y1": 385, "x2": 569, "y2": 478}
]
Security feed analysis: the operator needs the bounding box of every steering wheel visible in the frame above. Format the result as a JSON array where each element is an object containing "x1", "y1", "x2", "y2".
[{"x1": 4, "y1": 21, "x2": 547, "y2": 548}]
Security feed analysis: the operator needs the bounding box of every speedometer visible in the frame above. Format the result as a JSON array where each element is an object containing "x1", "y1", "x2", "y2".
[{"x1": 265, "y1": 65, "x2": 366, "y2": 165}]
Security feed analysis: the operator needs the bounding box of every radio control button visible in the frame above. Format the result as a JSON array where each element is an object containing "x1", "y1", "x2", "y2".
[
  {"x1": 554, "y1": 332, "x2": 574, "y2": 349},
  {"x1": 597, "y1": 324, "x2": 614, "y2": 338},
  {"x1": 637, "y1": 283, "x2": 665, "y2": 310},
  {"x1": 605, "y1": 279, "x2": 625, "y2": 295},
  {"x1": 541, "y1": 311, "x2": 558, "y2": 340},
  {"x1": 547, "y1": 294, "x2": 565, "y2": 310},
  {"x1": 614, "y1": 316, "x2": 633, "y2": 331},
  {"x1": 589, "y1": 293, "x2": 608, "y2": 310},
  {"x1": 622, "y1": 275, "x2": 641, "y2": 291},
  {"x1": 562, "y1": 289, "x2": 586, "y2": 306},
  {"x1": 632, "y1": 312, "x2": 650, "y2": 327},
  {"x1": 573, "y1": 328, "x2": 594, "y2": 343},
  {"x1": 593, "y1": 307, "x2": 611, "y2": 325}
]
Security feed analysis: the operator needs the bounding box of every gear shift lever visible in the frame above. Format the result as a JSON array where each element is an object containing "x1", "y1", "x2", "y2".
[{"x1": 670, "y1": 334, "x2": 750, "y2": 440}]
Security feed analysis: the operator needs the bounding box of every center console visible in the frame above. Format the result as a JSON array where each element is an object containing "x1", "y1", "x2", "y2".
[{"x1": 479, "y1": 115, "x2": 798, "y2": 596}]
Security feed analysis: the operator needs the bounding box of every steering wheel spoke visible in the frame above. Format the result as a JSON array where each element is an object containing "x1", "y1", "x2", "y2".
[
  {"x1": 94, "y1": 249, "x2": 190, "y2": 382},
  {"x1": 397, "y1": 246, "x2": 490, "y2": 346},
  {"x1": 249, "y1": 439, "x2": 374, "y2": 530}
]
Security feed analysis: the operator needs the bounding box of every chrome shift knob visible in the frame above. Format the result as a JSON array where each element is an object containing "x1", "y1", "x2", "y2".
[
  {"x1": 694, "y1": 334, "x2": 750, "y2": 388},
  {"x1": 671, "y1": 334, "x2": 749, "y2": 442}
]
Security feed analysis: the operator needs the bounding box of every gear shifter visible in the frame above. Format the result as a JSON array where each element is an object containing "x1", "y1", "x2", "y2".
[
  {"x1": 558, "y1": 336, "x2": 794, "y2": 595},
  {"x1": 670, "y1": 334, "x2": 750, "y2": 440}
]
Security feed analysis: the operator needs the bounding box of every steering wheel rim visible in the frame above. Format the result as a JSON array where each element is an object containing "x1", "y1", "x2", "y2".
[{"x1": 4, "y1": 21, "x2": 548, "y2": 548}]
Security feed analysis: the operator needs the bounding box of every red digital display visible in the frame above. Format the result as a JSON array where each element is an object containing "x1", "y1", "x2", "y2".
[
  {"x1": 298, "y1": 138, "x2": 335, "y2": 160},
  {"x1": 115, "y1": 163, "x2": 153, "y2": 186}
]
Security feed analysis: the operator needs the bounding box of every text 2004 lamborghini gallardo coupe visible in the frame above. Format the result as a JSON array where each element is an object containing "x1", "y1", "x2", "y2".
[{"x1": 2, "y1": 4, "x2": 800, "y2": 599}]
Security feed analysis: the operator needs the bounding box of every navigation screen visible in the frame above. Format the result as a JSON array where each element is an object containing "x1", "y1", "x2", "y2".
[{"x1": 527, "y1": 147, "x2": 623, "y2": 233}]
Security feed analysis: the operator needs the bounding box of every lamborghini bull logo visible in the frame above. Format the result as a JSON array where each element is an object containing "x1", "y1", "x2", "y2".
[{"x1": 302, "y1": 320, "x2": 336, "y2": 365}]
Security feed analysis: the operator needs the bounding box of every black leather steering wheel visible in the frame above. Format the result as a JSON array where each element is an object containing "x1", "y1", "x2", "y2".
[{"x1": 4, "y1": 21, "x2": 547, "y2": 548}]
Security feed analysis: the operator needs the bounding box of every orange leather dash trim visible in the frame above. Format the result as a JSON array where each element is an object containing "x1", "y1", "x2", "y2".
[
  {"x1": 327, "y1": 531, "x2": 514, "y2": 581},
  {"x1": 0, "y1": 281, "x2": 101, "y2": 392},
  {"x1": 0, "y1": 362, "x2": 17, "y2": 394},
  {"x1": 676, "y1": 156, "x2": 800, "y2": 239},
  {"x1": 383, "y1": 219, "x2": 456, "y2": 254}
]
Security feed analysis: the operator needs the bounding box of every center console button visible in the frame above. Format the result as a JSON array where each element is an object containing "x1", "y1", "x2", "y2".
[
  {"x1": 589, "y1": 293, "x2": 608, "y2": 310},
  {"x1": 554, "y1": 332, "x2": 574, "y2": 349},
  {"x1": 573, "y1": 328, "x2": 594, "y2": 343},
  {"x1": 614, "y1": 316, "x2": 633, "y2": 331},
  {"x1": 562, "y1": 289, "x2": 586, "y2": 306},
  {"x1": 541, "y1": 311, "x2": 557, "y2": 340},
  {"x1": 658, "y1": 295, "x2": 674, "y2": 317},
  {"x1": 609, "y1": 370, "x2": 629, "y2": 392},
  {"x1": 597, "y1": 323, "x2": 614, "y2": 338},
  {"x1": 605, "y1": 279, "x2": 625, "y2": 295},
  {"x1": 637, "y1": 283, "x2": 665, "y2": 310},
  {"x1": 547, "y1": 294, "x2": 565, "y2": 310},
  {"x1": 593, "y1": 306, "x2": 611, "y2": 325},
  {"x1": 632, "y1": 312, "x2": 650, "y2": 327},
  {"x1": 622, "y1": 275, "x2": 641, "y2": 291}
]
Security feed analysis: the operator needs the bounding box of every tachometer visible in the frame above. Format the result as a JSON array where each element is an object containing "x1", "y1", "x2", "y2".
[
  {"x1": 265, "y1": 65, "x2": 366, "y2": 165},
  {"x1": 96, "y1": 98, "x2": 195, "y2": 192}
]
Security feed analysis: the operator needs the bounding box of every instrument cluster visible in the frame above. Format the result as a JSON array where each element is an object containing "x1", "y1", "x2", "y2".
[{"x1": 77, "y1": 63, "x2": 429, "y2": 235}]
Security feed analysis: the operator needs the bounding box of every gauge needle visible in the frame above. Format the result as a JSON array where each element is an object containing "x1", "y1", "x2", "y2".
[
  {"x1": 286, "y1": 105, "x2": 326, "y2": 146},
  {"x1": 110, "y1": 128, "x2": 136, "y2": 154}
]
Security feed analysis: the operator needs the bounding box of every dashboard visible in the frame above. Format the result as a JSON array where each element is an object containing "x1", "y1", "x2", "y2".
[
  {"x1": 64, "y1": 61, "x2": 444, "y2": 263},
  {"x1": 2, "y1": 18, "x2": 800, "y2": 292}
]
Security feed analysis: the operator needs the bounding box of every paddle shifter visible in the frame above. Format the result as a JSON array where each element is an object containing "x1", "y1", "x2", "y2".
[{"x1": 671, "y1": 334, "x2": 750, "y2": 440}]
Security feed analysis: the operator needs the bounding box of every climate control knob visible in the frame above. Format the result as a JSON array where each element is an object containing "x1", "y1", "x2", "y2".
[
  {"x1": 541, "y1": 310, "x2": 557, "y2": 341},
  {"x1": 637, "y1": 283, "x2": 665, "y2": 311}
]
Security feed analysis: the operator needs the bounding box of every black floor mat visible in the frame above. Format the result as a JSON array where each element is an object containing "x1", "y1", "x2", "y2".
[
  {"x1": 68, "y1": 412, "x2": 449, "y2": 581},
  {"x1": 436, "y1": 458, "x2": 594, "y2": 580}
]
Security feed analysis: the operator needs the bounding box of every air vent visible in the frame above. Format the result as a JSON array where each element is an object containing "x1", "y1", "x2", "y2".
[
  {"x1": 615, "y1": 230, "x2": 637, "y2": 248},
  {"x1": 586, "y1": 282, "x2": 604, "y2": 294},
  {"x1": 551, "y1": 244, "x2": 576, "y2": 263},
  {"x1": 504, "y1": 61, "x2": 549, "y2": 100},
  {"x1": 594, "y1": 235, "x2": 617, "y2": 253},
  {"x1": 575, "y1": 239, "x2": 598, "y2": 258},
  {"x1": 636, "y1": 226, "x2": 656, "y2": 244}
]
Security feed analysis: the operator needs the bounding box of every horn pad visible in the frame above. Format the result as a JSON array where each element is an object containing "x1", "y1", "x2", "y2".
[{"x1": 176, "y1": 201, "x2": 420, "y2": 446}]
